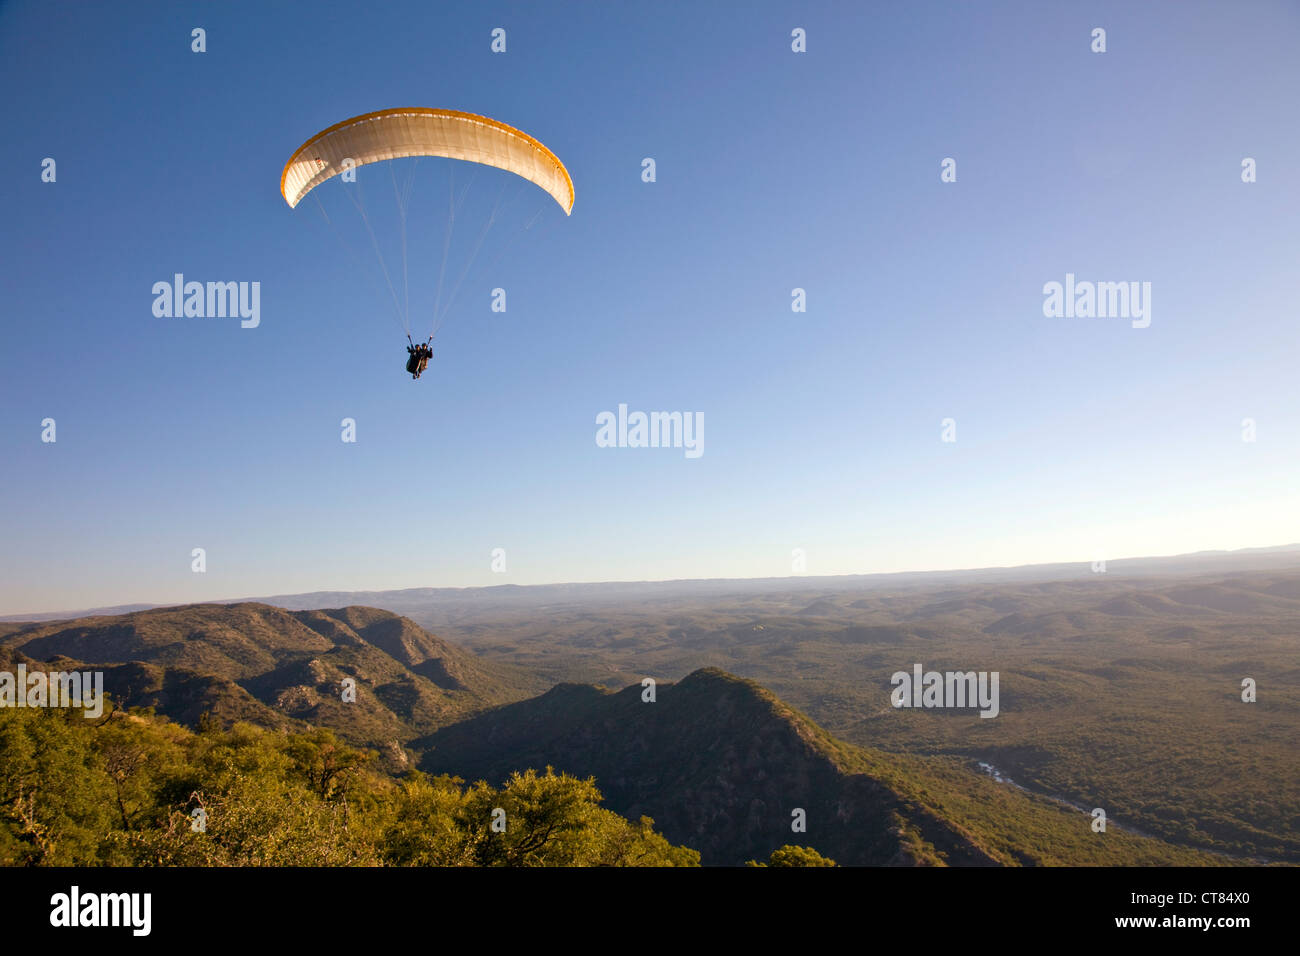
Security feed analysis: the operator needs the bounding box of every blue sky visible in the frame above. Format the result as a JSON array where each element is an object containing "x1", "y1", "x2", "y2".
[{"x1": 2, "y1": 0, "x2": 1298, "y2": 614}]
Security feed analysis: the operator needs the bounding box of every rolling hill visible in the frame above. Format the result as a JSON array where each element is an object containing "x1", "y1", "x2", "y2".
[
  {"x1": 0, "y1": 603, "x2": 546, "y2": 765},
  {"x1": 417, "y1": 668, "x2": 1235, "y2": 866},
  {"x1": 0, "y1": 595, "x2": 1286, "y2": 866}
]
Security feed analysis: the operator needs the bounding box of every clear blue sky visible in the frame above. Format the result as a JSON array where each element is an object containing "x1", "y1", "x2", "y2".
[{"x1": 2, "y1": 0, "x2": 1298, "y2": 615}]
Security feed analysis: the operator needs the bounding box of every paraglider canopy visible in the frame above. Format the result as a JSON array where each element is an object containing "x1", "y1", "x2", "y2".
[
  {"x1": 281, "y1": 107, "x2": 572, "y2": 355},
  {"x1": 280, "y1": 108, "x2": 574, "y2": 214}
]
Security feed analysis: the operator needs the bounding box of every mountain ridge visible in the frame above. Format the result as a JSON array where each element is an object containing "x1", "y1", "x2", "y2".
[
  {"x1": 0, "y1": 601, "x2": 1265, "y2": 866},
  {"x1": 0, "y1": 602, "x2": 546, "y2": 765},
  {"x1": 416, "y1": 666, "x2": 1226, "y2": 866}
]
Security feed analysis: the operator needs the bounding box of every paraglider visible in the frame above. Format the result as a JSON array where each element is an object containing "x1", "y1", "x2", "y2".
[
  {"x1": 281, "y1": 108, "x2": 573, "y2": 380},
  {"x1": 405, "y1": 339, "x2": 432, "y2": 379}
]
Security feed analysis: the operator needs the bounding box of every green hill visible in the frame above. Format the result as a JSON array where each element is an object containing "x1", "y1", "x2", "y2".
[
  {"x1": 418, "y1": 668, "x2": 1233, "y2": 866},
  {"x1": 0, "y1": 603, "x2": 547, "y2": 766}
]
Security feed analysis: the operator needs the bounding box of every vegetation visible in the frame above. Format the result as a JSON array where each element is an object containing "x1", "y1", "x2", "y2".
[
  {"x1": 419, "y1": 668, "x2": 1238, "y2": 866},
  {"x1": 747, "y1": 845, "x2": 837, "y2": 866},
  {"x1": 5, "y1": 571, "x2": 1295, "y2": 866},
  {"x1": 0, "y1": 604, "x2": 550, "y2": 784},
  {"x1": 0, "y1": 704, "x2": 697, "y2": 867},
  {"x1": 415, "y1": 570, "x2": 1300, "y2": 863}
]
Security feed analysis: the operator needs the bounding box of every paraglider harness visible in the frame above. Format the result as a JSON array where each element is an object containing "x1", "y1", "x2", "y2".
[{"x1": 405, "y1": 335, "x2": 432, "y2": 379}]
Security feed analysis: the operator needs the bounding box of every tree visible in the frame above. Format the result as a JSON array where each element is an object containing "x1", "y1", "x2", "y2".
[{"x1": 746, "y1": 844, "x2": 837, "y2": 867}]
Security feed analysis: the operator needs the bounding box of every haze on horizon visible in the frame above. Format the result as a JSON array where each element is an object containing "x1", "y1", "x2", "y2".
[
  {"x1": 3, "y1": 1, "x2": 1298, "y2": 616},
  {"x1": 5, "y1": 541, "x2": 1300, "y2": 622}
]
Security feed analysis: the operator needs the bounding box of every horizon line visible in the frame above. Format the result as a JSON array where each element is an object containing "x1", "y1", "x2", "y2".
[{"x1": 5, "y1": 540, "x2": 1299, "y2": 621}]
